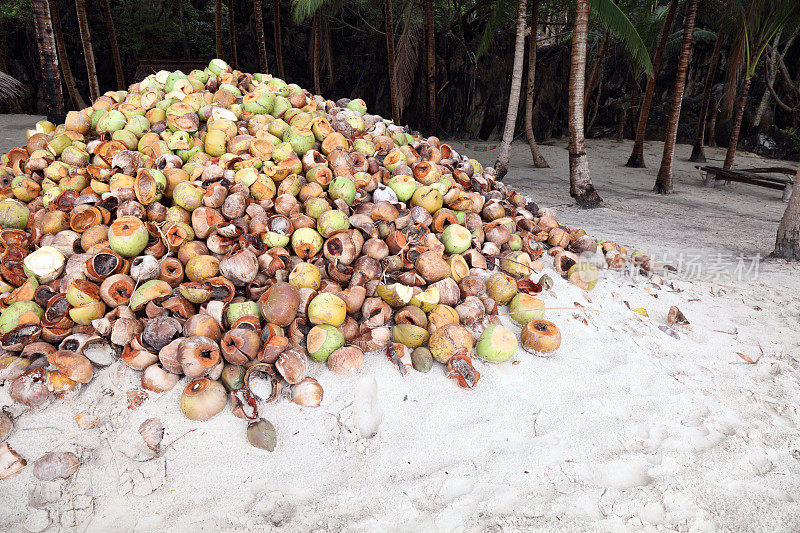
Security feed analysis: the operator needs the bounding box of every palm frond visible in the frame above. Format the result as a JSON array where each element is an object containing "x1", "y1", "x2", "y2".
[
  {"x1": 637, "y1": 1, "x2": 669, "y2": 53},
  {"x1": 722, "y1": 0, "x2": 799, "y2": 112},
  {"x1": 477, "y1": 0, "x2": 517, "y2": 57},
  {"x1": 292, "y1": 0, "x2": 325, "y2": 23},
  {"x1": 664, "y1": 28, "x2": 718, "y2": 57},
  {"x1": 590, "y1": 0, "x2": 653, "y2": 78},
  {"x1": 0, "y1": 71, "x2": 24, "y2": 102},
  {"x1": 394, "y1": 4, "x2": 423, "y2": 117}
]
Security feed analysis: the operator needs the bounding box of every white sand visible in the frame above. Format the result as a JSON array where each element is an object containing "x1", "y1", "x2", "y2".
[{"x1": 2, "y1": 138, "x2": 800, "y2": 532}]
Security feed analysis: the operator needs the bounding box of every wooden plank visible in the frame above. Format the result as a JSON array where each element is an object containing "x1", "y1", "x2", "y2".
[
  {"x1": 696, "y1": 165, "x2": 791, "y2": 196},
  {"x1": 735, "y1": 172, "x2": 790, "y2": 184},
  {"x1": 696, "y1": 165, "x2": 794, "y2": 202},
  {"x1": 739, "y1": 167, "x2": 797, "y2": 176},
  {"x1": 697, "y1": 166, "x2": 790, "y2": 185},
  {"x1": 709, "y1": 174, "x2": 786, "y2": 190}
]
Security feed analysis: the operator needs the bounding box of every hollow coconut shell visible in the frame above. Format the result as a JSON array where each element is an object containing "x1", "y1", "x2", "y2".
[
  {"x1": 247, "y1": 418, "x2": 277, "y2": 451},
  {"x1": 391, "y1": 323, "x2": 430, "y2": 349},
  {"x1": 567, "y1": 262, "x2": 599, "y2": 291},
  {"x1": 0, "y1": 442, "x2": 26, "y2": 480},
  {"x1": 428, "y1": 324, "x2": 474, "y2": 364},
  {"x1": 258, "y1": 282, "x2": 300, "y2": 327},
  {"x1": 376, "y1": 283, "x2": 414, "y2": 309},
  {"x1": 509, "y1": 293, "x2": 545, "y2": 326},
  {"x1": 521, "y1": 319, "x2": 561, "y2": 354},
  {"x1": 307, "y1": 324, "x2": 345, "y2": 362},
  {"x1": 475, "y1": 325, "x2": 518, "y2": 362},
  {"x1": 326, "y1": 346, "x2": 364, "y2": 375},
  {"x1": 32, "y1": 451, "x2": 79, "y2": 481},
  {"x1": 180, "y1": 378, "x2": 227, "y2": 421},
  {"x1": 485, "y1": 272, "x2": 517, "y2": 305},
  {"x1": 47, "y1": 350, "x2": 94, "y2": 383},
  {"x1": 307, "y1": 293, "x2": 347, "y2": 327}
]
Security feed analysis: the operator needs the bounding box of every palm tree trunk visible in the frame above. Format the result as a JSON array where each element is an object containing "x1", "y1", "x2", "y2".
[
  {"x1": 626, "y1": 0, "x2": 679, "y2": 168},
  {"x1": 753, "y1": 31, "x2": 784, "y2": 128},
  {"x1": 99, "y1": 0, "x2": 124, "y2": 89},
  {"x1": 584, "y1": 30, "x2": 609, "y2": 107},
  {"x1": 587, "y1": 56, "x2": 605, "y2": 131},
  {"x1": 0, "y1": 33, "x2": 23, "y2": 112},
  {"x1": 494, "y1": 0, "x2": 528, "y2": 180},
  {"x1": 708, "y1": 99, "x2": 720, "y2": 146},
  {"x1": 228, "y1": 0, "x2": 238, "y2": 68},
  {"x1": 273, "y1": 0, "x2": 284, "y2": 79},
  {"x1": 689, "y1": 34, "x2": 723, "y2": 163},
  {"x1": 322, "y1": 10, "x2": 334, "y2": 83},
  {"x1": 177, "y1": 0, "x2": 191, "y2": 57},
  {"x1": 215, "y1": 0, "x2": 224, "y2": 59},
  {"x1": 753, "y1": 67, "x2": 775, "y2": 127},
  {"x1": 773, "y1": 165, "x2": 800, "y2": 260},
  {"x1": 49, "y1": 0, "x2": 87, "y2": 109},
  {"x1": 254, "y1": 0, "x2": 268, "y2": 72},
  {"x1": 654, "y1": 0, "x2": 699, "y2": 194},
  {"x1": 75, "y1": 0, "x2": 100, "y2": 102},
  {"x1": 525, "y1": 0, "x2": 548, "y2": 168},
  {"x1": 569, "y1": 0, "x2": 603, "y2": 208},
  {"x1": 616, "y1": 99, "x2": 626, "y2": 142},
  {"x1": 312, "y1": 12, "x2": 321, "y2": 95},
  {"x1": 383, "y1": 0, "x2": 400, "y2": 123},
  {"x1": 722, "y1": 77, "x2": 751, "y2": 170},
  {"x1": 425, "y1": 0, "x2": 436, "y2": 133},
  {"x1": 32, "y1": 0, "x2": 66, "y2": 122}
]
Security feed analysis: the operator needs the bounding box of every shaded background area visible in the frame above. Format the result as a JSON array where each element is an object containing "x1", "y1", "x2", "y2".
[{"x1": 1, "y1": 0, "x2": 798, "y2": 159}]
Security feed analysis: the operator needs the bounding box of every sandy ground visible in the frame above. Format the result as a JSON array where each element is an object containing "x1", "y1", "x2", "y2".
[{"x1": 1, "y1": 118, "x2": 800, "y2": 532}]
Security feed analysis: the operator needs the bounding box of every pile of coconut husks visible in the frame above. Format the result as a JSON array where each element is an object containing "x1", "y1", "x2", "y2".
[{"x1": 0, "y1": 58, "x2": 655, "y2": 470}]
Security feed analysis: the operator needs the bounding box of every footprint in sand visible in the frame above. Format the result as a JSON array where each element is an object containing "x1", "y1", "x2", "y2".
[
  {"x1": 639, "y1": 501, "x2": 666, "y2": 525},
  {"x1": 592, "y1": 458, "x2": 653, "y2": 490},
  {"x1": 119, "y1": 457, "x2": 167, "y2": 497},
  {"x1": 747, "y1": 449, "x2": 774, "y2": 475},
  {"x1": 251, "y1": 490, "x2": 296, "y2": 527}
]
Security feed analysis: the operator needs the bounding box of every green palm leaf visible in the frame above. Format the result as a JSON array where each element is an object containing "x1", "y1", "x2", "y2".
[
  {"x1": 590, "y1": 0, "x2": 653, "y2": 78},
  {"x1": 664, "y1": 28, "x2": 718, "y2": 57},
  {"x1": 291, "y1": 0, "x2": 325, "y2": 23},
  {"x1": 477, "y1": 0, "x2": 518, "y2": 57}
]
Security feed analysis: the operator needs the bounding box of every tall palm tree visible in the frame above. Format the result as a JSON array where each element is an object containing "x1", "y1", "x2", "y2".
[
  {"x1": 274, "y1": 0, "x2": 285, "y2": 78},
  {"x1": 569, "y1": 0, "x2": 603, "y2": 208},
  {"x1": 722, "y1": 0, "x2": 798, "y2": 169},
  {"x1": 228, "y1": 0, "x2": 238, "y2": 68},
  {"x1": 688, "y1": 33, "x2": 723, "y2": 163},
  {"x1": 322, "y1": 11, "x2": 334, "y2": 83},
  {"x1": 625, "y1": 0, "x2": 678, "y2": 168},
  {"x1": 384, "y1": 0, "x2": 400, "y2": 123},
  {"x1": 75, "y1": 0, "x2": 100, "y2": 101},
  {"x1": 483, "y1": 0, "x2": 652, "y2": 178},
  {"x1": 494, "y1": 0, "x2": 528, "y2": 180},
  {"x1": 255, "y1": 0, "x2": 269, "y2": 72},
  {"x1": 291, "y1": 0, "x2": 333, "y2": 96},
  {"x1": 653, "y1": 0, "x2": 699, "y2": 194},
  {"x1": 99, "y1": 0, "x2": 125, "y2": 89},
  {"x1": 49, "y1": 0, "x2": 87, "y2": 109},
  {"x1": 312, "y1": 12, "x2": 321, "y2": 94},
  {"x1": 425, "y1": 0, "x2": 435, "y2": 133},
  {"x1": 774, "y1": 165, "x2": 800, "y2": 259},
  {"x1": 216, "y1": 0, "x2": 224, "y2": 59},
  {"x1": 751, "y1": 31, "x2": 783, "y2": 127},
  {"x1": 31, "y1": 0, "x2": 65, "y2": 122},
  {"x1": 525, "y1": 0, "x2": 548, "y2": 167},
  {"x1": 584, "y1": 29, "x2": 609, "y2": 107}
]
